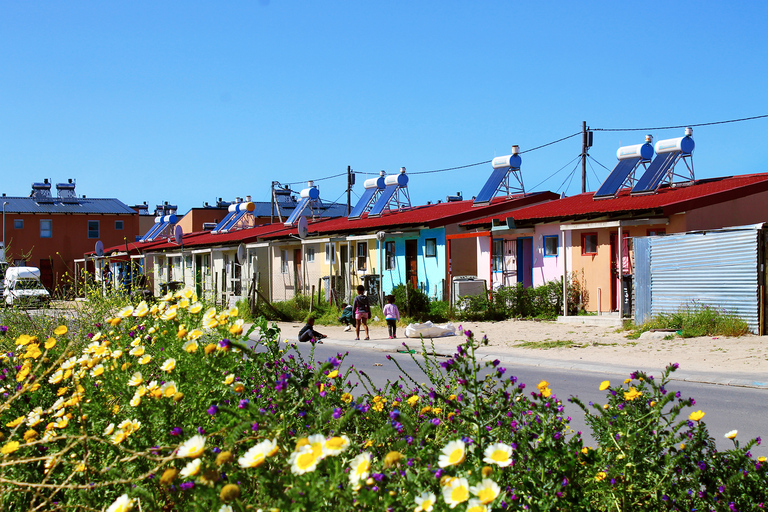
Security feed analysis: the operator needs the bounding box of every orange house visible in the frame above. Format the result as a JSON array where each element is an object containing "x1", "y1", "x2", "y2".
[{"x1": 1, "y1": 180, "x2": 139, "y2": 295}]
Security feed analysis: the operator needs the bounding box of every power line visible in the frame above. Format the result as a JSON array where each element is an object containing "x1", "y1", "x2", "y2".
[
  {"x1": 529, "y1": 155, "x2": 581, "y2": 191},
  {"x1": 280, "y1": 172, "x2": 347, "y2": 187},
  {"x1": 593, "y1": 114, "x2": 768, "y2": 132},
  {"x1": 520, "y1": 131, "x2": 581, "y2": 153}
]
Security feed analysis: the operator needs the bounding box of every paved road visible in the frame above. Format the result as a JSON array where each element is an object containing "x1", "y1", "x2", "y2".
[{"x1": 251, "y1": 333, "x2": 768, "y2": 457}]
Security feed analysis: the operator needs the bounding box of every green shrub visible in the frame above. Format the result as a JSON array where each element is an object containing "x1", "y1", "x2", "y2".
[
  {"x1": 635, "y1": 302, "x2": 750, "y2": 338},
  {"x1": 428, "y1": 300, "x2": 451, "y2": 323},
  {"x1": 390, "y1": 283, "x2": 431, "y2": 320},
  {"x1": 456, "y1": 273, "x2": 586, "y2": 322}
]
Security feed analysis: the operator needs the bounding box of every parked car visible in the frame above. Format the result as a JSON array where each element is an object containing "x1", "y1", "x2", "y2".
[{"x1": 3, "y1": 266, "x2": 51, "y2": 307}]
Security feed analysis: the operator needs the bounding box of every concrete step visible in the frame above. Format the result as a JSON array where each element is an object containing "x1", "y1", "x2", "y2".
[{"x1": 556, "y1": 314, "x2": 626, "y2": 327}]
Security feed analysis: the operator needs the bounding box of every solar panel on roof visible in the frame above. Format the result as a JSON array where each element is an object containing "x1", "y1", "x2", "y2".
[
  {"x1": 140, "y1": 221, "x2": 165, "y2": 242},
  {"x1": 631, "y1": 152, "x2": 681, "y2": 195},
  {"x1": 284, "y1": 196, "x2": 310, "y2": 226},
  {"x1": 211, "y1": 211, "x2": 236, "y2": 233},
  {"x1": 367, "y1": 185, "x2": 397, "y2": 217},
  {"x1": 348, "y1": 187, "x2": 377, "y2": 219},
  {"x1": 474, "y1": 168, "x2": 508, "y2": 205},
  {"x1": 593, "y1": 157, "x2": 642, "y2": 199},
  {"x1": 220, "y1": 210, "x2": 247, "y2": 232}
]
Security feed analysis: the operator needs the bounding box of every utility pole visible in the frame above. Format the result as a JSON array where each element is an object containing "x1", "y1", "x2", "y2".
[
  {"x1": 347, "y1": 166, "x2": 354, "y2": 215},
  {"x1": 581, "y1": 121, "x2": 593, "y2": 194},
  {"x1": 270, "y1": 181, "x2": 276, "y2": 224}
]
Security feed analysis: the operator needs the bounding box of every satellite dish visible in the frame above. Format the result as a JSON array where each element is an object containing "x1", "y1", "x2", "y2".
[
  {"x1": 95, "y1": 240, "x2": 104, "y2": 257},
  {"x1": 376, "y1": 231, "x2": 386, "y2": 241},
  {"x1": 174, "y1": 224, "x2": 183, "y2": 245},
  {"x1": 297, "y1": 217, "x2": 309, "y2": 239},
  {"x1": 236, "y1": 243, "x2": 247, "y2": 264}
]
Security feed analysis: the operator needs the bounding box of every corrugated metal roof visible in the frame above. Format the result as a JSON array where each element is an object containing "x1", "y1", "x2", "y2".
[
  {"x1": 1, "y1": 196, "x2": 136, "y2": 215},
  {"x1": 461, "y1": 173, "x2": 768, "y2": 227},
  {"x1": 261, "y1": 192, "x2": 559, "y2": 239},
  {"x1": 90, "y1": 193, "x2": 557, "y2": 256}
]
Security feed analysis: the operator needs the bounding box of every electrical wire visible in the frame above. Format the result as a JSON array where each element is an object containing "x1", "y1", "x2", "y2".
[
  {"x1": 593, "y1": 114, "x2": 768, "y2": 132},
  {"x1": 520, "y1": 131, "x2": 582, "y2": 154},
  {"x1": 276, "y1": 114, "x2": 765, "y2": 187},
  {"x1": 280, "y1": 172, "x2": 348, "y2": 187},
  {"x1": 529, "y1": 155, "x2": 581, "y2": 191},
  {"x1": 587, "y1": 154, "x2": 612, "y2": 172}
]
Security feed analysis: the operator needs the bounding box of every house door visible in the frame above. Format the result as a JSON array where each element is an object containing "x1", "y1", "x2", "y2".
[
  {"x1": 293, "y1": 248, "x2": 303, "y2": 294},
  {"x1": 405, "y1": 239, "x2": 418, "y2": 289},
  {"x1": 516, "y1": 237, "x2": 533, "y2": 288},
  {"x1": 39, "y1": 258, "x2": 53, "y2": 292}
]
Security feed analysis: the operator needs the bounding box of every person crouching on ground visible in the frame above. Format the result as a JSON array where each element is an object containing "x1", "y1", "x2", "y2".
[
  {"x1": 299, "y1": 316, "x2": 326, "y2": 343},
  {"x1": 338, "y1": 302, "x2": 354, "y2": 332},
  {"x1": 353, "y1": 285, "x2": 371, "y2": 340},
  {"x1": 383, "y1": 294, "x2": 400, "y2": 339}
]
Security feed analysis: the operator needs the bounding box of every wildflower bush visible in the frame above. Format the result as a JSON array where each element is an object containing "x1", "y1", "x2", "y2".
[{"x1": 0, "y1": 291, "x2": 766, "y2": 511}]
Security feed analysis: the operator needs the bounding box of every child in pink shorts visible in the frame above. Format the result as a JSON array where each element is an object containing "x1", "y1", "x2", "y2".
[{"x1": 352, "y1": 284, "x2": 370, "y2": 340}]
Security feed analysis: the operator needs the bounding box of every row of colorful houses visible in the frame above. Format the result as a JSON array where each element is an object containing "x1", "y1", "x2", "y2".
[{"x1": 83, "y1": 139, "x2": 768, "y2": 329}]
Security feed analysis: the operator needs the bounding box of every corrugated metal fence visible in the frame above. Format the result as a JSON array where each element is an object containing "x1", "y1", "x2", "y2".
[{"x1": 634, "y1": 226, "x2": 763, "y2": 333}]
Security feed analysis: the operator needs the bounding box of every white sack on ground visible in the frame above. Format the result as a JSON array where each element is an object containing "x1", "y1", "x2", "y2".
[{"x1": 404, "y1": 321, "x2": 456, "y2": 338}]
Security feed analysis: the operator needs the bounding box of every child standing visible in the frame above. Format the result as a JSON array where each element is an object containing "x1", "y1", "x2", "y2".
[
  {"x1": 352, "y1": 285, "x2": 370, "y2": 340},
  {"x1": 383, "y1": 295, "x2": 400, "y2": 339}
]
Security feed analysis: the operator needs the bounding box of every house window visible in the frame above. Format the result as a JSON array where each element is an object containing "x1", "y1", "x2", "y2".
[
  {"x1": 115, "y1": 220, "x2": 124, "y2": 230},
  {"x1": 492, "y1": 239, "x2": 504, "y2": 271},
  {"x1": 324, "y1": 243, "x2": 336, "y2": 264},
  {"x1": 543, "y1": 235, "x2": 559, "y2": 257},
  {"x1": 356, "y1": 242, "x2": 367, "y2": 272},
  {"x1": 581, "y1": 233, "x2": 598, "y2": 255},
  {"x1": 425, "y1": 238, "x2": 437, "y2": 258},
  {"x1": 14, "y1": 219, "x2": 23, "y2": 229},
  {"x1": 88, "y1": 220, "x2": 100, "y2": 239},
  {"x1": 281, "y1": 250, "x2": 289, "y2": 274},
  {"x1": 385, "y1": 241, "x2": 396, "y2": 270},
  {"x1": 40, "y1": 219, "x2": 52, "y2": 239},
  {"x1": 647, "y1": 228, "x2": 666, "y2": 236},
  {"x1": 306, "y1": 247, "x2": 315, "y2": 262}
]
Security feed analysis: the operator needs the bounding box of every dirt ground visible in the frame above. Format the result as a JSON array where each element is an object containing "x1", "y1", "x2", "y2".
[{"x1": 276, "y1": 318, "x2": 768, "y2": 376}]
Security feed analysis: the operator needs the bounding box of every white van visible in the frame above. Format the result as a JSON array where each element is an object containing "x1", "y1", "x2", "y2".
[{"x1": 3, "y1": 267, "x2": 51, "y2": 307}]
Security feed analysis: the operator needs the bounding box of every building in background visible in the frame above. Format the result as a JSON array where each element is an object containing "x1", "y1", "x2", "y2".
[{"x1": 2, "y1": 179, "x2": 139, "y2": 295}]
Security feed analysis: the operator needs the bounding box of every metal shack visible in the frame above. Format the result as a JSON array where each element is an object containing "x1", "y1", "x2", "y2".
[{"x1": 633, "y1": 223, "x2": 768, "y2": 334}]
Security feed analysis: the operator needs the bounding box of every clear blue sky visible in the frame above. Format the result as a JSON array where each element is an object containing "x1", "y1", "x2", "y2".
[{"x1": 2, "y1": 1, "x2": 767, "y2": 214}]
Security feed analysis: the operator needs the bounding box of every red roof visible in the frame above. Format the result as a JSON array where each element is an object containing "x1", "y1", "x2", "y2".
[
  {"x1": 461, "y1": 173, "x2": 768, "y2": 227},
  {"x1": 88, "y1": 192, "x2": 559, "y2": 256},
  {"x1": 260, "y1": 192, "x2": 559, "y2": 239}
]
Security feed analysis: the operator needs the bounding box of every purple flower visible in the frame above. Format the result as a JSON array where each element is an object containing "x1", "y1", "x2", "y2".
[
  {"x1": 180, "y1": 481, "x2": 194, "y2": 490},
  {"x1": 0, "y1": 326, "x2": 7, "y2": 333},
  {"x1": 333, "y1": 408, "x2": 343, "y2": 419},
  {"x1": 197, "y1": 427, "x2": 206, "y2": 435},
  {"x1": 207, "y1": 405, "x2": 219, "y2": 415},
  {"x1": 219, "y1": 339, "x2": 231, "y2": 349},
  {"x1": 431, "y1": 418, "x2": 441, "y2": 426},
  {"x1": 170, "y1": 427, "x2": 183, "y2": 436},
  {"x1": 251, "y1": 423, "x2": 259, "y2": 431},
  {"x1": 238, "y1": 399, "x2": 249, "y2": 409}
]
